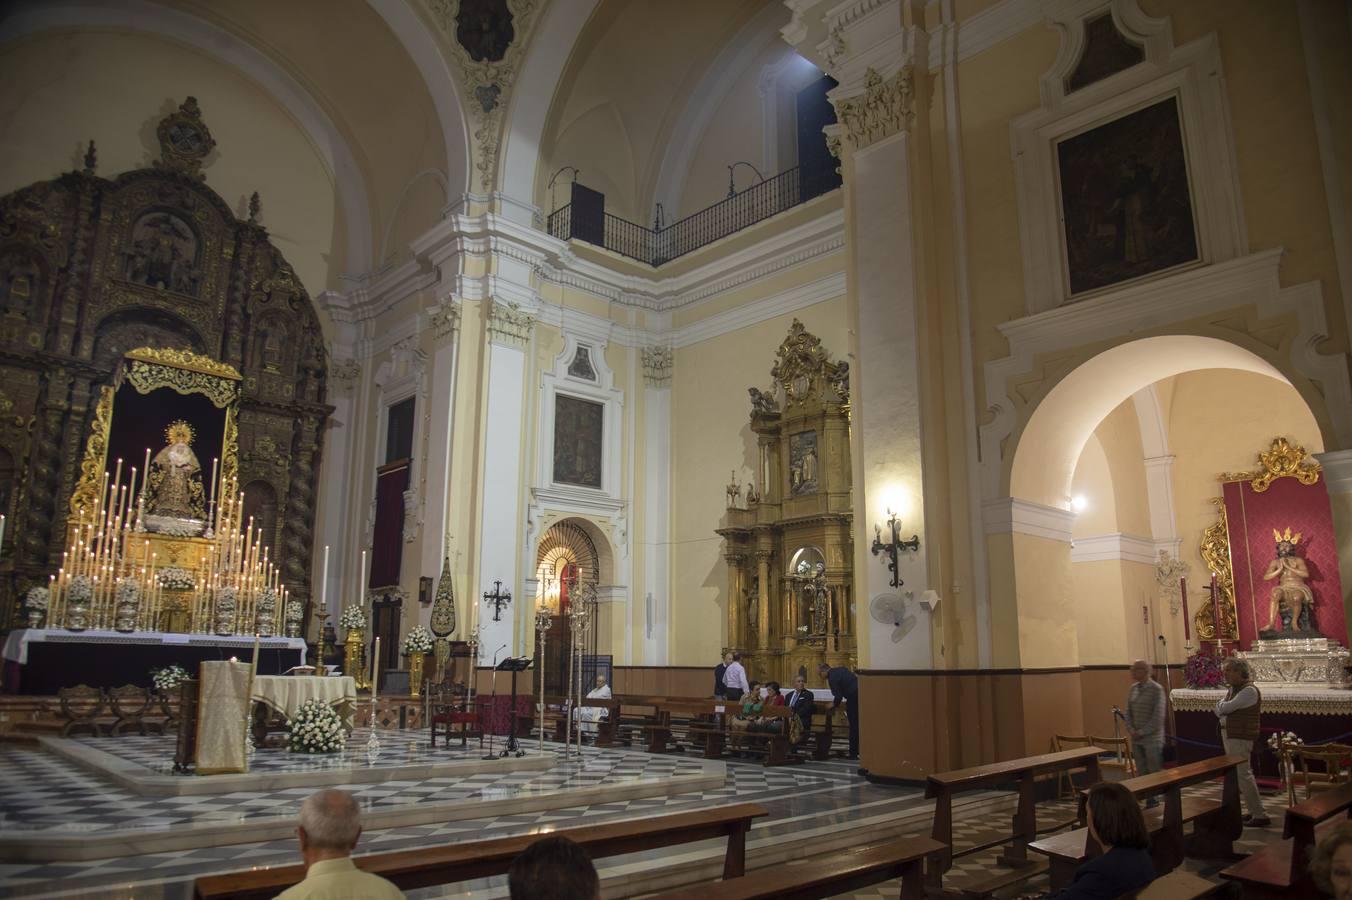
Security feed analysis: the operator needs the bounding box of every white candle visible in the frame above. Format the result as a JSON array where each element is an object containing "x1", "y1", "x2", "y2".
[
  {"x1": 321, "y1": 544, "x2": 330, "y2": 613},
  {"x1": 0, "y1": 513, "x2": 6, "y2": 556},
  {"x1": 208, "y1": 457, "x2": 218, "y2": 512},
  {"x1": 359, "y1": 550, "x2": 367, "y2": 600},
  {"x1": 371, "y1": 636, "x2": 380, "y2": 702}
]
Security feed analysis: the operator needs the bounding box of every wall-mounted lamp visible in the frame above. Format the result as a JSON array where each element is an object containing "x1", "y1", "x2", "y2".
[
  {"x1": 727, "y1": 161, "x2": 766, "y2": 198},
  {"x1": 871, "y1": 509, "x2": 920, "y2": 588}
]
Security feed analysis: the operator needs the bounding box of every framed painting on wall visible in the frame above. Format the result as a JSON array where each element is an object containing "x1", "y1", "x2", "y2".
[
  {"x1": 552, "y1": 394, "x2": 603, "y2": 489},
  {"x1": 1055, "y1": 95, "x2": 1200, "y2": 296}
]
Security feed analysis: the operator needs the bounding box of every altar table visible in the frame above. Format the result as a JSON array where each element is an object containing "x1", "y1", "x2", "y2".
[
  {"x1": 252, "y1": 675, "x2": 357, "y2": 731},
  {"x1": 1170, "y1": 687, "x2": 1352, "y2": 780},
  {"x1": 1, "y1": 629, "x2": 306, "y2": 694}
]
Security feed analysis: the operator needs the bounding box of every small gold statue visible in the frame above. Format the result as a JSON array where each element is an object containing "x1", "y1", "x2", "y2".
[
  {"x1": 1262, "y1": 527, "x2": 1315, "y2": 635},
  {"x1": 144, "y1": 419, "x2": 207, "y2": 534}
]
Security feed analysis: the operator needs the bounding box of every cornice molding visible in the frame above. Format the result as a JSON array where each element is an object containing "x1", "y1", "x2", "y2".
[
  {"x1": 1070, "y1": 532, "x2": 1158, "y2": 565},
  {"x1": 982, "y1": 497, "x2": 1075, "y2": 543}
]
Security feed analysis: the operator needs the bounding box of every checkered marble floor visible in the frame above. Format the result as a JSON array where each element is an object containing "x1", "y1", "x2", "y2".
[{"x1": 0, "y1": 741, "x2": 873, "y2": 898}]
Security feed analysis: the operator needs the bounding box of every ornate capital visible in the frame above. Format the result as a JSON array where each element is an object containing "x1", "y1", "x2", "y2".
[
  {"x1": 429, "y1": 296, "x2": 461, "y2": 339},
  {"x1": 754, "y1": 549, "x2": 774, "y2": 564},
  {"x1": 832, "y1": 67, "x2": 914, "y2": 152},
  {"x1": 330, "y1": 359, "x2": 361, "y2": 388},
  {"x1": 487, "y1": 300, "x2": 535, "y2": 346},
  {"x1": 641, "y1": 345, "x2": 673, "y2": 387}
]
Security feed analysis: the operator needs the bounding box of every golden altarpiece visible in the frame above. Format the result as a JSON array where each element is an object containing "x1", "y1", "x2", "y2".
[
  {"x1": 0, "y1": 98, "x2": 330, "y2": 628},
  {"x1": 718, "y1": 321, "x2": 855, "y2": 684}
]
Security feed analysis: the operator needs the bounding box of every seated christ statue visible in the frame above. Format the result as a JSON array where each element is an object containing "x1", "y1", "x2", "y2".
[{"x1": 144, "y1": 419, "x2": 208, "y2": 536}]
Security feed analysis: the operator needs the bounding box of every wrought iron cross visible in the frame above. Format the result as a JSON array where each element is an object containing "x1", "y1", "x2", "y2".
[{"x1": 483, "y1": 580, "x2": 512, "y2": 622}]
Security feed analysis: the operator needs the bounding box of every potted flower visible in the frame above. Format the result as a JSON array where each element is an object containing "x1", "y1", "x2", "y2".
[
  {"x1": 402, "y1": 625, "x2": 434, "y2": 698},
  {"x1": 150, "y1": 664, "x2": 189, "y2": 729},
  {"x1": 339, "y1": 604, "x2": 367, "y2": 682},
  {"x1": 23, "y1": 586, "x2": 48, "y2": 629},
  {"x1": 1183, "y1": 652, "x2": 1225, "y2": 689},
  {"x1": 287, "y1": 698, "x2": 346, "y2": 754}
]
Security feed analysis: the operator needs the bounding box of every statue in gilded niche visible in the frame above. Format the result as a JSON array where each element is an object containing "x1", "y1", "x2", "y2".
[
  {"x1": 1261, "y1": 527, "x2": 1315, "y2": 636},
  {"x1": 124, "y1": 213, "x2": 199, "y2": 294},
  {"x1": 144, "y1": 420, "x2": 207, "y2": 534}
]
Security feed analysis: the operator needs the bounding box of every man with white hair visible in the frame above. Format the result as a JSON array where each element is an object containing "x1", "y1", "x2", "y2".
[
  {"x1": 1215, "y1": 657, "x2": 1271, "y2": 827},
  {"x1": 1124, "y1": 660, "x2": 1165, "y2": 787},
  {"x1": 276, "y1": 788, "x2": 404, "y2": 899}
]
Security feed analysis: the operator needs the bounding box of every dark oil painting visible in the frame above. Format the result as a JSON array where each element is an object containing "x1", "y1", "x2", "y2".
[
  {"x1": 1056, "y1": 96, "x2": 1199, "y2": 295},
  {"x1": 553, "y1": 394, "x2": 603, "y2": 489}
]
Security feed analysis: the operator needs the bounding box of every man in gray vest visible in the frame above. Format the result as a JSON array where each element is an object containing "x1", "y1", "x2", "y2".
[
  {"x1": 1215, "y1": 657, "x2": 1271, "y2": 827},
  {"x1": 1125, "y1": 660, "x2": 1166, "y2": 798}
]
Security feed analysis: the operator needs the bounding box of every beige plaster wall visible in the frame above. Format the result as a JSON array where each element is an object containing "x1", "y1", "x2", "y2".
[
  {"x1": 0, "y1": 29, "x2": 339, "y2": 296},
  {"x1": 668, "y1": 295, "x2": 847, "y2": 665}
]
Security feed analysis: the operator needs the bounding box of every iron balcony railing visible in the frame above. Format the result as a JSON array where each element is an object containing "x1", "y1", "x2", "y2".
[{"x1": 547, "y1": 164, "x2": 838, "y2": 266}]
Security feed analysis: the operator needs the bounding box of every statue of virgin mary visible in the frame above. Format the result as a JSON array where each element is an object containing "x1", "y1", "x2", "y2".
[{"x1": 143, "y1": 420, "x2": 207, "y2": 535}]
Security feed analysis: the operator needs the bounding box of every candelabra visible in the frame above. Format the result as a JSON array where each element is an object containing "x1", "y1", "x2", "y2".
[
  {"x1": 535, "y1": 599, "x2": 554, "y2": 755},
  {"x1": 566, "y1": 589, "x2": 593, "y2": 757},
  {"x1": 466, "y1": 622, "x2": 481, "y2": 730},
  {"x1": 314, "y1": 610, "x2": 330, "y2": 676}
]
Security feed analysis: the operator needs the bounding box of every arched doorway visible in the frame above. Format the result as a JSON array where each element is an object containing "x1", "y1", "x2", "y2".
[
  {"x1": 996, "y1": 335, "x2": 1331, "y2": 748},
  {"x1": 534, "y1": 519, "x2": 601, "y2": 695}
]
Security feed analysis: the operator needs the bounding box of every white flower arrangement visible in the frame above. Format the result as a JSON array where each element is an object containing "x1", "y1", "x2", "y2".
[
  {"x1": 339, "y1": 604, "x2": 367, "y2": 631},
  {"x1": 115, "y1": 578, "x2": 141, "y2": 606},
  {"x1": 215, "y1": 586, "x2": 238, "y2": 613},
  {"x1": 24, "y1": 586, "x2": 49, "y2": 611},
  {"x1": 151, "y1": 665, "x2": 188, "y2": 692},
  {"x1": 402, "y1": 625, "x2": 433, "y2": 656},
  {"x1": 256, "y1": 587, "x2": 279, "y2": 613},
  {"x1": 287, "y1": 698, "x2": 346, "y2": 754},
  {"x1": 285, "y1": 599, "x2": 304, "y2": 622},
  {"x1": 1268, "y1": 730, "x2": 1303, "y2": 751},
  {"x1": 158, "y1": 567, "x2": 196, "y2": 591},
  {"x1": 66, "y1": 575, "x2": 93, "y2": 605}
]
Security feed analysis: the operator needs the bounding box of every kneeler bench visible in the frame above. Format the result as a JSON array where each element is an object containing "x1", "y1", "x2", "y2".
[
  {"x1": 1031, "y1": 755, "x2": 1244, "y2": 891},
  {"x1": 645, "y1": 836, "x2": 946, "y2": 900},
  {"x1": 1219, "y1": 779, "x2": 1352, "y2": 898},
  {"x1": 194, "y1": 803, "x2": 768, "y2": 900}
]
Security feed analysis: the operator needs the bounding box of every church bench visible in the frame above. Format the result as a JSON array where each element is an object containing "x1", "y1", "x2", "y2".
[
  {"x1": 1219, "y1": 778, "x2": 1352, "y2": 897},
  {"x1": 925, "y1": 747, "x2": 1103, "y2": 895},
  {"x1": 642, "y1": 698, "x2": 725, "y2": 754},
  {"x1": 690, "y1": 705, "x2": 802, "y2": 767},
  {"x1": 644, "y1": 835, "x2": 946, "y2": 900},
  {"x1": 1032, "y1": 755, "x2": 1243, "y2": 890},
  {"x1": 810, "y1": 700, "x2": 852, "y2": 760},
  {"x1": 1119, "y1": 869, "x2": 1229, "y2": 898},
  {"x1": 193, "y1": 802, "x2": 769, "y2": 900}
]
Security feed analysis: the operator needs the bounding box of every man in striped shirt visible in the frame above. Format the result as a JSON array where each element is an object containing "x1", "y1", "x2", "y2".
[{"x1": 1125, "y1": 660, "x2": 1165, "y2": 791}]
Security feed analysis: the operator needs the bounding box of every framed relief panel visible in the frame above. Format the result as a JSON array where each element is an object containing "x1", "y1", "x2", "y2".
[{"x1": 1055, "y1": 95, "x2": 1199, "y2": 296}]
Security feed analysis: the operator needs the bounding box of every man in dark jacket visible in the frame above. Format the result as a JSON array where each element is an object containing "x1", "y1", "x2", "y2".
[
  {"x1": 713, "y1": 651, "x2": 731, "y2": 699},
  {"x1": 818, "y1": 662, "x2": 859, "y2": 759},
  {"x1": 784, "y1": 674, "x2": 815, "y2": 739}
]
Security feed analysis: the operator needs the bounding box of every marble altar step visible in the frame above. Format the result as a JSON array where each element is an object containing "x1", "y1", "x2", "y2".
[{"x1": 36, "y1": 732, "x2": 554, "y2": 797}]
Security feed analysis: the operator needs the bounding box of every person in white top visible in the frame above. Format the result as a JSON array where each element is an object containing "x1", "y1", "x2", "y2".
[
  {"x1": 276, "y1": 789, "x2": 404, "y2": 899},
  {"x1": 722, "y1": 652, "x2": 750, "y2": 701}
]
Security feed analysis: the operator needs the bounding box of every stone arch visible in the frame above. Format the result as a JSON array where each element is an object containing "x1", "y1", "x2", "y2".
[
  {"x1": 1008, "y1": 335, "x2": 1328, "y2": 509},
  {"x1": 91, "y1": 308, "x2": 205, "y2": 371}
]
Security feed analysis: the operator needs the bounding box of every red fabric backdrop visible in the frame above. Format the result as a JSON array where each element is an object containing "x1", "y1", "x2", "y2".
[
  {"x1": 371, "y1": 463, "x2": 409, "y2": 588},
  {"x1": 1222, "y1": 476, "x2": 1344, "y2": 647}
]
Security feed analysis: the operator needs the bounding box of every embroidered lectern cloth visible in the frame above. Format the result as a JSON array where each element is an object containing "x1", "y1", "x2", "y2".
[
  {"x1": 195, "y1": 660, "x2": 251, "y2": 774},
  {"x1": 252, "y1": 675, "x2": 358, "y2": 731}
]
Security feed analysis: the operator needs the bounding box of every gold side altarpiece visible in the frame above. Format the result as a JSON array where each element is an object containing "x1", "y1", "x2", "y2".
[{"x1": 718, "y1": 321, "x2": 855, "y2": 684}]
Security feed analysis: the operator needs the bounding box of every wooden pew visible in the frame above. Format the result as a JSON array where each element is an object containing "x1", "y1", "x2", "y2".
[
  {"x1": 811, "y1": 700, "x2": 850, "y2": 761},
  {"x1": 691, "y1": 704, "x2": 803, "y2": 767},
  {"x1": 1031, "y1": 755, "x2": 1244, "y2": 891},
  {"x1": 644, "y1": 836, "x2": 946, "y2": 900},
  {"x1": 925, "y1": 747, "x2": 1103, "y2": 896},
  {"x1": 195, "y1": 803, "x2": 768, "y2": 900},
  {"x1": 1220, "y1": 778, "x2": 1352, "y2": 898}
]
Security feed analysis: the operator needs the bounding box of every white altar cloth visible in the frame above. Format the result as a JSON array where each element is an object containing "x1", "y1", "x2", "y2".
[
  {"x1": 1170, "y1": 686, "x2": 1352, "y2": 716},
  {"x1": 252, "y1": 675, "x2": 358, "y2": 729},
  {"x1": 2, "y1": 628, "x2": 307, "y2": 666}
]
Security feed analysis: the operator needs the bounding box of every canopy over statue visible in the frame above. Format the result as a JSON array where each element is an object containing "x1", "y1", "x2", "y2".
[{"x1": 144, "y1": 420, "x2": 208, "y2": 536}]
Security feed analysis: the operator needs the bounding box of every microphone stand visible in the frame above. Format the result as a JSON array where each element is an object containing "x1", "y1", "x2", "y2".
[
  {"x1": 482, "y1": 644, "x2": 506, "y2": 761},
  {"x1": 1111, "y1": 705, "x2": 1125, "y2": 772}
]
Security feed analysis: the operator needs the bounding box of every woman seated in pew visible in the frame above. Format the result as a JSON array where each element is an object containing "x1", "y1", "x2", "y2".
[
  {"x1": 1311, "y1": 820, "x2": 1352, "y2": 900},
  {"x1": 729, "y1": 681, "x2": 763, "y2": 752},
  {"x1": 1049, "y1": 782, "x2": 1155, "y2": 900},
  {"x1": 764, "y1": 682, "x2": 784, "y2": 706}
]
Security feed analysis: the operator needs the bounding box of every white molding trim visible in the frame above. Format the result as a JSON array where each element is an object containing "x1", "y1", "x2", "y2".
[
  {"x1": 1010, "y1": 0, "x2": 1246, "y2": 313},
  {"x1": 1070, "y1": 532, "x2": 1157, "y2": 564},
  {"x1": 671, "y1": 272, "x2": 845, "y2": 348},
  {"x1": 0, "y1": 0, "x2": 375, "y2": 279},
  {"x1": 652, "y1": 3, "x2": 788, "y2": 219},
  {"x1": 979, "y1": 249, "x2": 1352, "y2": 501},
  {"x1": 982, "y1": 497, "x2": 1076, "y2": 543}
]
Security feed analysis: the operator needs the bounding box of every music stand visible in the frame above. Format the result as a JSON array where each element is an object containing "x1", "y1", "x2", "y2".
[{"x1": 497, "y1": 657, "x2": 533, "y2": 758}]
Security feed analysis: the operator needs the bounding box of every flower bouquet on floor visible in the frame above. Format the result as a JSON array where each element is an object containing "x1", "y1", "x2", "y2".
[
  {"x1": 1183, "y1": 651, "x2": 1224, "y2": 689},
  {"x1": 151, "y1": 664, "x2": 189, "y2": 693},
  {"x1": 287, "y1": 698, "x2": 346, "y2": 754}
]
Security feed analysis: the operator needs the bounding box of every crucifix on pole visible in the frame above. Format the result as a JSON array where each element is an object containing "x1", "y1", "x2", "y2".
[{"x1": 483, "y1": 580, "x2": 512, "y2": 622}]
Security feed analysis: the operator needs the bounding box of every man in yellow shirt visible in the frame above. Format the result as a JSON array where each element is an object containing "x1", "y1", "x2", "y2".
[{"x1": 276, "y1": 789, "x2": 405, "y2": 900}]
